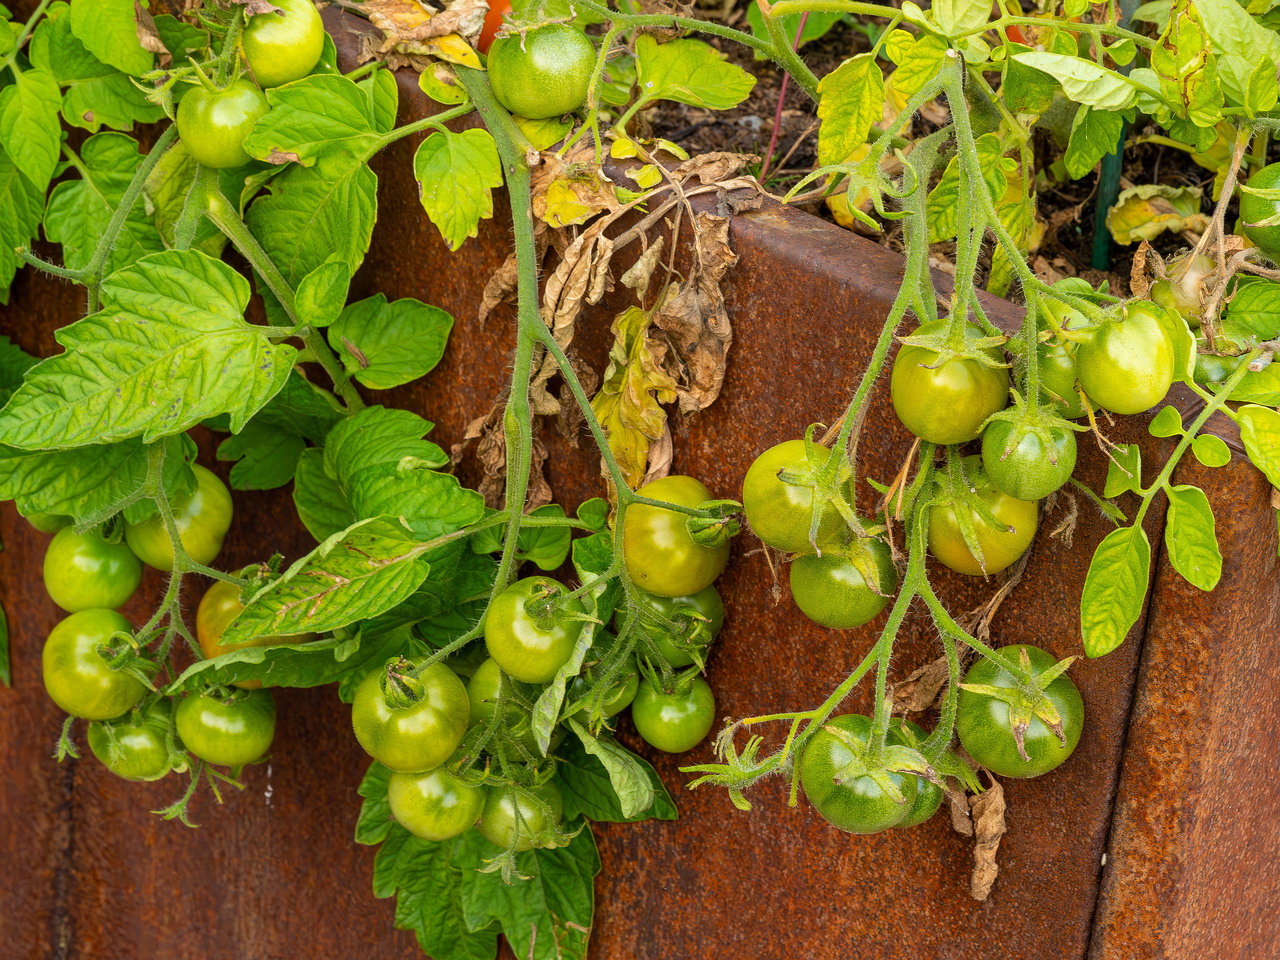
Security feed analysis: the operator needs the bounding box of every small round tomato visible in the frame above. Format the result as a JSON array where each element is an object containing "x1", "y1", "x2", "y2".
[
  {"x1": 1076, "y1": 304, "x2": 1175, "y2": 415},
  {"x1": 957, "y1": 644, "x2": 1084, "y2": 779},
  {"x1": 466, "y1": 656, "x2": 545, "y2": 751},
  {"x1": 125, "y1": 465, "x2": 233, "y2": 572},
  {"x1": 981, "y1": 418, "x2": 1077, "y2": 501},
  {"x1": 477, "y1": 0, "x2": 511, "y2": 54},
  {"x1": 790, "y1": 537, "x2": 897, "y2": 629},
  {"x1": 742, "y1": 440, "x2": 849, "y2": 552},
  {"x1": 623, "y1": 475, "x2": 729, "y2": 598},
  {"x1": 885, "y1": 718, "x2": 944, "y2": 828},
  {"x1": 1240, "y1": 162, "x2": 1280, "y2": 255},
  {"x1": 928, "y1": 464, "x2": 1038, "y2": 577},
  {"x1": 176, "y1": 77, "x2": 270, "y2": 169},
  {"x1": 624, "y1": 585, "x2": 725, "y2": 667},
  {"x1": 241, "y1": 0, "x2": 325, "y2": 88},
  {"x1": 1037, "y1": 340, "x2": 1085, "y2": 419},
  {"x1": 352, "y1": 659, "x2": 470, "y2": 772},
  {"x1": 43, "y1": 526, "x2": 142, "y2": 612},
  {"x1": 487, "y1": 25, "x2": 595, "y2": 119},
  {"x1": 43, "y1": 609, "x2": 144, "y2": 720},
  {"x1": 87, "y1": 700, "x2": 173, "y2": 782},
  {"x1": 26, "y1": 512, "x2": 71, "y2": 534},
  {"x1": 478, "y1": 781, "x2": 564, "y2": 851},
  {"x1": 631, "y1": 676, "x2": 715, "y2": 753},
  {"x1": 388, "y1": 767, "x2": 485, "y2": 841},
  {"x1": 890, "y1": 321, "x2": 1009, "y2": 445},
  {"x1": 799, "y1": 713, "x2": 917, "y2": 834},
  {"x1": 567, "y1": 644, "x2": 639, "y2": 718},
  {"x1": 1150, "y1": 253, "x2": 1212, "y2": 327},
  {"x1": 483, "y1": 576, "x2": 584, "y2": 683},
  {"x1": 176, "y1": 687, "x2": 276, "y2": 767},
  {"x1": 196, "y1": 579, "x2": 315, "y2": 688}
]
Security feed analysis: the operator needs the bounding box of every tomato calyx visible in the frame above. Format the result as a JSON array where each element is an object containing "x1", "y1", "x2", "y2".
[
  {"x1": 684, "y1": 498, "x2": 743, "y2": 549},
  {"x1": 930, "y1": 455, "x2": 1018, "y2": 574},
  {"x1": 958, "y1": 647, "x2": 1077, "y2": 762},
  {"x1": 897, "y1": 323, "x2": 1008, "y2": 373},
  {"x1": 520, "y1": 579, "x2": 598, "y2": 632},
  {"x1": 818, "y1": 719, "x2": 935, "y2": 806},
  {"x1": 638, "y1": 660, "x2": 702, "y2": 698},
  {"x1": 770, "y1": 425, "x2": 858, "y2": 552},
  {"x1": 381, "y1": 656, "x2": 431, "y2": 710},
  {"x1": 97, "y1": 635, "x2": 161, "y2": 690},
  {"x1": 887, "y1": 716, "x2": 982, "y2": 794}
]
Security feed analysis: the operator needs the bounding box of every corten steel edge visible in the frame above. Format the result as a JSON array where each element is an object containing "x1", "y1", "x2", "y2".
[{"x1": 0, "y1": 6, "x2": 1261, "y2": 960}]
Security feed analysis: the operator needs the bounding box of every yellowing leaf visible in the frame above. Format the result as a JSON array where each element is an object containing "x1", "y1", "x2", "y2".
[
  {"x1": 542, "y1": 179, "x2": 595, "y2": 227},
  {"x1": 1106, "y1": 183, "x2": 1210, "y2": 244}
]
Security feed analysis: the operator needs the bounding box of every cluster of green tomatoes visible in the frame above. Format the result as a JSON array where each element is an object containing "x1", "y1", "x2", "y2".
[{"x1": 32, "y1": 464, "x2": 308, "y2": 783}]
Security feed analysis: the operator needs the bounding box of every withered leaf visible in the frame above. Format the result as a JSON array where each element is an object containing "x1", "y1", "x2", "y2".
[
  {"x1": 673, "y1": 151, "x2": 756, "y2": 185},
  {"x1": 620, "y1": 236, "x2": 666, "y2": 303},
  {"x1": 947, "y1": 783, "x2": 974, "y2": 837},
  {"x1": 450, "y1": 402, "x2": 553, "y2": 511},
  {"x1": 479, "y1": 253, "x2": 519, "y2": 324},
  {"x1": 969, "y1": 778, "x2": 1007, "y2": 901},
  {"x1": 891, "y1": 656, "x2": 951, "y2": 714},
  {"x1": 229, "y1": 0, "x2": 287, "y2": 16},
  {"x1": 134, "y1": 2, "x2": 169, "y2": 63}
]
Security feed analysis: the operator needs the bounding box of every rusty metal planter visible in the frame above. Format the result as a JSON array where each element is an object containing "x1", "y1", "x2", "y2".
[{"x1": 0, "y1": 9, "x2": 1276, "y2": 959}]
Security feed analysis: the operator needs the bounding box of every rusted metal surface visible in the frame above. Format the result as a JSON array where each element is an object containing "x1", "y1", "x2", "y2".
[
  {"x1": 1, "y1": 5, "x2": 1271, "y2": 959},
  {"x1": 1088, "y1": 406, "x2": 1280, "y2": 960}
]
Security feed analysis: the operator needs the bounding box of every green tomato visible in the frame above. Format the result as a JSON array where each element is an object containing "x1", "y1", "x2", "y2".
[
  {"x1": 1239, "y1": 161, "x2": 1280, "y2": 256},
  {"x1": 631, "y1": 676, "x2": 715, "y2": 753},
  {"x1": 623, "y1": 475, "x2": 729, "y2": 598},
  {"x1": 799, "y1": 713, "x2": 917, "y2": 834},
  {"x1": 1076, "y1": 304, "x2": 1175, "y2": 415},
  {"x1": 176, "y1": 687, "x2": 276, "y2": 767},
  {"x1": 478, "y1": 781, "x2": 564, "y2": 852},
  {"x1": 928, "y1": 463, "x2": 1038, "y2": 577},
  {"x1": 483, "y1": 576, "x2": 584, "y2": 684},
  {"x1": 885, "y1": 718, "x2": 944, "y2": 828},
  {"x1": 957, "y1": 645, "x2": 1084, "y2": 778},
  {"x1": 43, "y1": 609, "x2": 145, "y2": 720},
  {"x1": 566, "y1": 644, "x2": 639, "y2": 718},
  {"x1": 125, "y1": 465, "x2": 233, "y2": 571},
  {"x1": 43, "y1": 526, "x2": 142, "y2": 612},
  {"x1": 87, "y1": 700, "x2": 173, "y2": 782},
  {"x1": 789, "y1": 537, "x2": 897, "y2": 629},
  {"x1": 387, "y1": 767, "x2": 485, "y2": 841},
  {"x1": 623, "y1": 585, "x2": 725, "y2": 667},
  {"x1": 741, "y1": 439, "x2": 848, "y2": 552},
  {"x1": 241, "y1": 0, "x2": 325, "y2": 88},
  {"x1": 890, "y1": 321, "x2": 1009, "y2": 445},
  {"x1": 487, "y1": 25, "x2": 595, "y2": 119},
  {"x1": 465, "y1": 656, "x2": 549, "y2": 752},
  {"x1": 1037, "y1": 340, "x2": 1085, "y2": 419},
  {"x1": 196, "y1": 579, "x2": 315, "y2": 689},
  {"x1": 351, "y1": 659, "x2": 470, "y2": 773},
  {"x1": 176, "y1": 77, "x2": 270, "y2": 169},
  {"x1": 26, "y1": 512, "x2": 71, "y2": 534},
  {"x1": 980, "y1": 418, "x2": 1077, "y2": 501}
]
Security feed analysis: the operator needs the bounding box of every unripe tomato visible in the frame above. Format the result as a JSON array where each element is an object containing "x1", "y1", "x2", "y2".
[
  {"x1": 631, "y1": 676, "x2": 715, "y2": 753},
  {"x1": 980, "y1": 419, "x2": 1077, "y2": 501},
  {"x1": 241, "y1": 0, "x2": 325, "y2": 88},
  {"x1": 885, "y1": 718, "x2": 944, "y2": 827},
  {"x1": 351, "y1": 659, "x2": 470, "y2": 773},
  {"x1": 125, "y1": 465, "x2": 233, "y2": 571},
  {"x1": 1075, "y1": 304, "x2": 1175, "y2": 415},
  {"x1": 623, "y1": 585, "x2": 726, "y2": 667},
  {"x1": 478, "y1": 782, "x2": 564, "y2": 851},
  {"x1": 890, "y1": 321, "x2": 1009, "y2": 445},
  {"x1": 789, "y1": 537, "x2": 898, "y2": 629},
  {"x1": 1239, "y1": 161, "x2": 1280, "y2": 256},
  {"x1": 176, "y1": 687, "x2": 276, "y2": 767},
  {"x1": 43, "y1": 526, "x2": 142, "y2": 612},
  {"x1": 928, "y1": 465, "x2": 1038, "y2": 577},
  {"x1": 388, "y1": 767, "x2": 485, "y2": 841},
  {"x1": 483, "y1": 576, "x2": 584, "y2": 684},
  {"x1": 176, "y1": 77, "x2": 270, "y2": 169},
  {"x1": 742, "y1": 439, "x2": 849, "y2": 552},
  {"x1": 623, "y1": 475, "x2": 729, "y2": 598},
  {"x1": 567, "y1": 643, "x2": 639, "y2": 718},
  {"x1": 26, "y1": 512, "x2": 71, "y2": 534},
  {"x1": 88, "y1": 700, "x2": 173, "y2": 782},
  {"x1": 799, "y1": 713, "x2": 917, "y2": 834},
  {"x1": 43, "y1": 609, "x2": 145, "y2": 720},
  {"x1": 465, "y1": 656, "x2": 554, "y2": 752},
  {"x1": 487, "y1": 25, "x2": 596, "y2": 119},
  {"x1": 196, "y1": 579, "x2": 315, "y2": 688}
]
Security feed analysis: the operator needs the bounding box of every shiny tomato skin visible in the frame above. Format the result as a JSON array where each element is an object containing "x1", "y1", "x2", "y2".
[
  {"x1": 175, "y1": 688, "x2": 276, "y2": 767},
  {"x1": 1075, "y1": 305, "x2": 1175, "y2": 415},
  {"x1": 623, "y1": 475, "x2": 729, "y2": 598},
  {"x1": 799, "y1": 713, "x2": 917, "y2": 834},
  {"x1": 890, "y1": 322, "x2": 1009, "y2": 445},
  {"x1": 26, "y1": 512, "x2": 71, "y2": 534},
  {"x1": 928, "y1": 470, "x2": 1038, "y2": 577},
  {"x1": 125, "y1": 465, "x2": 233, "y2": 572},
  {"x1": 483, "y1": 576, "x2": 584, "y2": 683},
  {"x1": 741, "y1": 440, "x2": 849, "y2": 552},
  {"x1": 1240, "y1": 162, "x2": 1280, "y2": 255},
  {"x1": 43, "y1": 526, "x2": 142, "y2": 612},
  {"x1": 241, "y1": 0, "x2": 325, "y2": 88},
  {"x1": 631, "y1": 676, "x2": 715, "y2": 753},
  {"x1": 196, "y1": 579, "x2": 315, "y2": 688},
  {"x1": 478, "y1": 781, "x2": 564, "y2": 851},
  {"x1": 885, "y1": 718, "x2": 944, "y2": 828},
  {"x1": 625, "y1": 585, "x2": 725, "y2": 667},
  {"x1": 1038, "y1": 340, "x2": 1086, "y2": 419},
  {"x1": 789, "y1": 537, "x2": 898, "y2": 629},
  {"x1": 351, "y1": 660, "x2": 470, "y2": 773},
  {"x1": 87, "y1": 700, "x2": 173, "y2": 782},
  {"x1": 487, "y1": 25, "x2": 595, "y2": 119},
  {"x1": 388, "y1": 767, "x2": 485, "y2": 841},
  {"x1": 43, "y1": 609, "x2": 144, "y2": 720},
  {"x1": 176, "y1": 78, "x2": 270, "y2": 169},
  {"x1": 981, "y1": 419, "x2": 1077, "y2": 501}
]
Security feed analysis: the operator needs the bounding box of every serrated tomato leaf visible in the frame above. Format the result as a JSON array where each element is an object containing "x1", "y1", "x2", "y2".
[
  {"x1": 1081, "y1": 525, "x2": 1152, "y2": 657},
  {"x1": 412, "y1": 128, "x2": 502, "y2": 252},
  {"x1": 633, "y1": 35, "x2": 756, "y2": 110}
]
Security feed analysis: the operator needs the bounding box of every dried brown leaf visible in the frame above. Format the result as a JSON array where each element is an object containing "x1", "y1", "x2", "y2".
[
  {"x1": 619, "y1": 236, "x2": 666, "y2": 303},
  {"x1": 969, "y1": 778, "x2": 1007, "y2": 901},
  {"x1": 229, "y1": 0, "x2": 287, "y2": 16},
  {"x1": 479, "y1": 253, "x2": 519, "y2": 324},
  {"x1": 357, "y1": 0, "x2": 486, "y2": 47},
  {"x1": 672, "y1": 151, "x2": 755, "y2": 185},
  {"x1": 1130, "y1": 239, "x2": 1155, "y2": 299},
  {"x1": 134, "y1": 2, "x2": 169, "y2": 65},
  {"x1": 947, "y1": 783, "x2": 974, "y2": 837},
  {"x1": 450, "y1": 402, "x2": 553, "y2": 510},
  {"x1": 556, "y1": 351, "x2": 600, "y2": 443},
  {"x1": 641, "y1": 423, "x2": 674, "y2": 486},
  {"x1": 587, "y1": 236, "x2": 616, "y2": 306},
  {"x1": 891, "y1": 656, "x2": 951, "y2": 714}
]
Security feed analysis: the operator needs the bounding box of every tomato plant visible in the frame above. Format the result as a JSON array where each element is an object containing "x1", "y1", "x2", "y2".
[
  {"x1": 742, "y1": 439, "x2": 849, "y2": 552},
  {"x1": 981, "y1": 418, "x2": 1078, "y2": 502},
  {"x1": 478, "y1": 781, "x2": 565, "y2": 852},
  {"x1": 87, "y1": 700, "x2": 176, "y2": 783},
  {"x1": 789, "y1": 537, "x2": 897, "y2": 629},
  {"x1": 125, "y1": 465, "x2": 233, "y2": 572},
  {"x1": 241, "y1": 0, "x2": 325, "y2": 88},
  {"x1": 483, "y1": 576, "x2": 586, "y2": 683},
  {"x1": 1240, "y1": 161, "x2": 1280, "y2": 256},
  {"x1": 352, "y1": 659, "x2": 471, "y2": 772},
  {"x1": 478, "y1": 0, "x2": 512, "y2": 55},
  {"x1": 928, "y1": 459, "x2": 1039, "y2": 577},
  {"x1": 1075, "y1": 305, "x2": 1177, "y2": 416},
  {"x1": 176, "y1": 687, "x2": 276, "y2": 767},
  {"x1": 43, "y1": 526, "x2": 142, "y2": 612},
  {"x1": 625, "y1": 585, "x2": 725, "y2": 667},
  {"x1": 890, "y1": 321, "x2": 1009, "y2": 446},
  {"x1": 175, "y1": 75, "x2": 270, "y2": 169},
  {"x1": 487, "y1": 25, "x2": 595, "y2": 119}
]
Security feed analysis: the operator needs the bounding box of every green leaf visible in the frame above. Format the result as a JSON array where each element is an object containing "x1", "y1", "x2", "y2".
[
  {"x1": 557, "y1": 732, "x2": 677, "y2": 823},
  {"x1": 1148, "y1": 404, "x2": 1184, "y2": 438},
  {"x1": 1013, "y1": 52, "x2": 1147, "y2": 110},
  {"x1": 1081, "y1": 525, "x2": 1152, "y2": 657},
  {"x1": 293, "y1": 446, "x2": 355, "y2": 542},
  {"x1": 745, "y1": 2, "x2": 842, "y2": 56},
  {"x1": 1220, "y1": 277, "x2": 1280, "y2": 351},
  {"x1": 142, "y1": 141, "x2": 230, "y2": 257},
  {"x1": 327, "y1": 293, "x2": 454, "y2": 389},
  {"x1": 293, "y1": 258, "x2": 351, "y2": 330},
  {"x1": 244, "y1": 74, "x2": 393, "y2": 166},
  {"x1": 926, "y1": 134, "x2": 1006, "y2": 242},
  {"x1": 0, "y1": 250, "x2": 296, "y2": 450},
  {"x1": 0, "y1": 335, "x2": 37, "y2": 408},
  {"x1": 0, "y1": 68, "x2": 62, "y2": 191},
  {"x1": 932, "y1": 0, "x2": 990, "y2": 36},
  {"x1": 0, "y1": 148, "x2": 44, "y2": 304},
  {"x1": 566, "y1": 719, "x2": 657, "y2": 819},
  {"x1": 69, "y1": 0, "x2": 152, "y2": 76},
  {"x1": 221, "y1": 516, "x2": 436, "y2": 645},
  {"x1": 1226, "y1": 363, "x2": 1280, "y2": 405},
  {"x1": 1245, "y1": 55, "x2": 1279, "y2": 115},
  {"x1": 633, "y1": 35, "x2": 756, "y2": 110},
  {"x1": 355, "y1": 761, "x2": 394, "y2": 845},
  {"x1": 44, "y1": 132, "x2": 166, "y2": 275},
  {"x1": 1103, "y1": 442, "x2": 1143, "y2": 498},
  {"x1": 457, "y1": 828, "x2": 599, "y2": 960},
  {"x1": 1191, "y1": 432, "x2": 1231, "y2": 467},
  {"x1": 516, "y1": 503, "x2": 572, "y2": 571},
  {"x1": 1236, "y1": 403, "x2": 1280, "y2": 487},
  {"x1": 216, "y1": 420, "x2": 306, "y2": 490},
  {"x1": 1001, "y1": 41, "x2": 1057, "y2": 114},
  {"x1": 151, "y1": 13, "x2": 208, "y2": 59},
  {"x1": 892, "y1": 32, "x2": 949, "y2": 99},
  {"x1": 1165, "y1": 483, "x2": 1222, "y2": 590},
  {"x1": 1150, "y1": 0, "x2": 1223, "y2": 127},
  {"x1": 1064, "y1": 106, "x2": 1123, "y2": 180},
  {"x1": 1195, "y1": 0, "x2": 1280, "y2": 64},
  {"x1": 412, "y1": 128, "x2": 502, "y2": 253},
  {"x1": 816, "y1": 53, "x2": 885, "y2": 166},
  {"x1": 0, "y1": 433, "x2": 194, "y2": 526},
  {"x1": 576, "y1": 498, "x2": 608, "y2": 531},
  {"x1": 323, "y1": 406, "x2": 448, "y2": 478}
]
